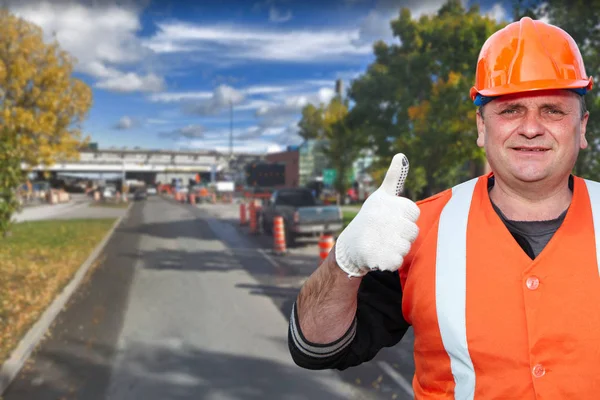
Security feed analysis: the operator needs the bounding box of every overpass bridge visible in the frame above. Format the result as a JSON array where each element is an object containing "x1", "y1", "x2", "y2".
[{"x1": 23, "y1": 148, "x2": 265, "y2": 185}]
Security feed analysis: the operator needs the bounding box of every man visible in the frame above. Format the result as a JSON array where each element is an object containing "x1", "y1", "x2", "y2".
[{"x1": 288, "y1": 17, "x2": 600, "y2": 399}]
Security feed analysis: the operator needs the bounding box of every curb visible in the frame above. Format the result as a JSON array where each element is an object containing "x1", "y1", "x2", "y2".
[{"x1": 0, "y1": 208, "x2": 130, "y2": 395}]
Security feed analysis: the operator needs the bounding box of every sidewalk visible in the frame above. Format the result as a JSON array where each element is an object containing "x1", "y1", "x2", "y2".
[{"x1": 12, "y1": 201, "x2": 84, "y2": 223}]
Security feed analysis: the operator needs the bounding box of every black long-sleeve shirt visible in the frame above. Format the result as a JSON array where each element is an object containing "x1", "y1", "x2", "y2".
[{"x1": 288, "y1": 176, "x2": 571, "y2": 371}]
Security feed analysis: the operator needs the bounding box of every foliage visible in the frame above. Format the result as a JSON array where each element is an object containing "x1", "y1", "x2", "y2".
[
  {"x1": 298, "y1": 95, "x2": 368, "y2": 198},
  {"x1": 0, "y1": 130, "x2": 22, "y2": 235},
  {"x1": 0, "y1": 9, "x2": 93, "y2": 234},
  {"x1": 348, "y1": 0, "x2": 504, "y2": 198}
]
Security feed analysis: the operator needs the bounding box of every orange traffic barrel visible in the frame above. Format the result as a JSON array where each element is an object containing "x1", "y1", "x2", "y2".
[
  {"x1": 319, "y1": 233, "x2": 335, "y2": 262},
  {"x1": 273, "y1": 216, "x2": 287, "y2": 255},
  {"x1": 249, "y1": 202, "x2": 258, "y2": 234}
]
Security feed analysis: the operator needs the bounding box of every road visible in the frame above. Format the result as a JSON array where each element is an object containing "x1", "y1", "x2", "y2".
[{"x1": 4, "y1": 195, "x2": 415, "y2": 400}]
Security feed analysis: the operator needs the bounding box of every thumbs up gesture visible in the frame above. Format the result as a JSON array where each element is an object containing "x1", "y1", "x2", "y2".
[{"x1": 335, "y1": 154, "x2": 420, "y2": 277}]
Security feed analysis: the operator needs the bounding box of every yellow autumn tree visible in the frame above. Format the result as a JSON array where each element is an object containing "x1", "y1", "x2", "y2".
[{"x1": 0, "y1": 9, "x2": 92, "y2": 234}]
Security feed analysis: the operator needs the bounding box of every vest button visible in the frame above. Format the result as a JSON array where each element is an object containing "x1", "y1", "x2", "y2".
[
  {"x1": 532, "y1": 364, "x2": 545, "y2": 378},
  {"x1": 526, "y1": 276, "x2": 540, "y2": 290}
]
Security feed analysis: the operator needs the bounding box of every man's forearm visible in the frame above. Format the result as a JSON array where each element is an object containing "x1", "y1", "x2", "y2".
[{"x1": 296, "y1": 244, "x2": 363, "y2": 344}]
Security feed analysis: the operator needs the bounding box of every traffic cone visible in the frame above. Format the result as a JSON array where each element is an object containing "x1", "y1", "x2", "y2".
[
  {"x1": 189, "y1": 193, "x2": 196, "y2": 205},
  {"x1": 319, "y1": 233, "x2": 335, "y2": 262},
  {"x1": 240, "y1": 203, "x2": 247, "y2": 225},
  {"x1": 273, "y1": 216, "x2": 287, "y2": 255},
  {"x1": 249, "y1": 202, "x2": 258, "y2": 234}
]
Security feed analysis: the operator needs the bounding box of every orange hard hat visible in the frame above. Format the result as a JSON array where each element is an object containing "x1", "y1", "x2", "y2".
[{"x1": 470, "y1": 17, "x2": 593, "y2": 105}]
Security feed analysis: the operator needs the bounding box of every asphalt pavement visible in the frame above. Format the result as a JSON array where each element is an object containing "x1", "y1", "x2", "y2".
[{"x1": 3, "y1": 195, "x2": 416, "y2": 400}]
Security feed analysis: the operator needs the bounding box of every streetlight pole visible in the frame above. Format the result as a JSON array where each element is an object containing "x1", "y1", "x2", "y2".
[{"x1": 229, "y1": 99, "x2": 233, "y2": 161}]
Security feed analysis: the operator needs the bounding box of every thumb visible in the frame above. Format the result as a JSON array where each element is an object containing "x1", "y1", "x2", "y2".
[{"x1": 380, "y1": 153, "x2": 410, "y2": 196}]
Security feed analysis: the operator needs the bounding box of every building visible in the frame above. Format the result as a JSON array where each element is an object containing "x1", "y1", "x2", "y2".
[
  {"x1": 265, "y1": 147, "x2": 300, "y2": 187},
  {"x1": 298, "y1": 139, "x2": 330, "y2": 186}
]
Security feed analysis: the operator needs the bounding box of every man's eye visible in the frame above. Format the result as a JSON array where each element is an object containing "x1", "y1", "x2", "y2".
[
  {"x1": 546, "y1": 109, "x2": 564, "y2": 114},
  {"x1": 500, "y1": 109, "x2": 517, "y2": 114}
]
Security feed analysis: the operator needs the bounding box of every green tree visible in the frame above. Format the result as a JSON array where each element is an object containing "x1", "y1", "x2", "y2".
[
  {"x1": 348, "y1": 0, "x2": 504, "y2": 198},
  {"x1": 322, "y1": 97, "x2": 368, "y2": 198},
  {"x1": 0, "y1": 9, "x2": 93, "y2": 235},
  {"x1": 298, "y1": 103, "x2": 324, "y2": 141},
  {"x1": 298, "y1": 96, "x2": 367, "y2": 201}
]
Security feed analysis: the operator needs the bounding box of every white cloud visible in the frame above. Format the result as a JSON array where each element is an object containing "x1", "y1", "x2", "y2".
[
  {"x1": 114, "y1": 116, "x2": 135, "y2": 130},
  {"x1": 97, "y1": 72, "x2": 165, "y2": 93},
  {"x1": 144, "y1": 22, "x2": 372, "y2": 63},
  {"x1": 269, "y1": 6, "x2": 292, "y2": 23},
  {"x1": 487, "y1": 3, "x2": 508, "y2": 23},
  {"x1": 159, "y1": 125, "x2": 206, "y2": 140},
  {"x1": 10, "y1": 1, "x2": 164, "y2": 93},
  {"x1": 149, "y1": 91, "x2": 213, "y2": 103},
  {"x1": 185, "y1": 137, "x2": 286, "y2": 154},
  {"x1": 183, "y1": 85, "x2": 245, "y2": 116}
]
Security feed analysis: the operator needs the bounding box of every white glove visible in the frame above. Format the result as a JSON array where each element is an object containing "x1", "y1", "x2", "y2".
[{"x1": 335, "y1": 153, "x2": 420, "y2": 277}]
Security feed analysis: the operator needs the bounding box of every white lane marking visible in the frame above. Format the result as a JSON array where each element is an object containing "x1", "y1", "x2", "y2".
[{"x1": 377, "y1": 361, "x2": 414, "y2": 397}]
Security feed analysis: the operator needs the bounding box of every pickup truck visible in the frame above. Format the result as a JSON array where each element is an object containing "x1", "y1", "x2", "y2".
[{"x1": 258, "y1": 188, "x2": 344, "y2": 246}]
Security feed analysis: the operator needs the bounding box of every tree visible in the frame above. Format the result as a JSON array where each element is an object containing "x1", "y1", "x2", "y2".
[
  {"x1": 298, "y1": 96, "x2": 367, "y2": 201},
  {"x1": 298, "y1": 103, "x2": 324, "y2": 141},
  {"x1": 0, "y1": 9, "x2": 92, "y2": 235},
  {"x1": 321, "y1": 97, "x2": 368, "y2": 198},
  {"x1": 348, "y1": 0, "x2": 504, "y2": 198}
]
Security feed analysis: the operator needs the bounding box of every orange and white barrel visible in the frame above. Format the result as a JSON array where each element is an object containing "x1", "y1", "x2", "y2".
[
  {"x1": 273, "y1": 216, "x2": 287, "y2": 255},
  {"x1": 319, "y1": 233, "x2": 335, "y2": 262}
]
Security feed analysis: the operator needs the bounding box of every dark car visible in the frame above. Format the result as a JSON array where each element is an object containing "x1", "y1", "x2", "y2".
[{"x1": 133, "y1": 189, "x2": 147, "y2": 201}]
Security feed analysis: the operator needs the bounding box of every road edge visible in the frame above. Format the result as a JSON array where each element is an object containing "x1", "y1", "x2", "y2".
[{"x1": 0, "y1": 205, "x2": 131, "y2": 395}]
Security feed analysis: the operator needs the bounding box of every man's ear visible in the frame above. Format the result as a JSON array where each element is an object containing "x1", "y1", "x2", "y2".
[
  {"x1": 580, "y1": 110, "x2": 590, "y2": 150},
  {"x1": 476, "y1": 109, "x2": 485, "y2": 148}
]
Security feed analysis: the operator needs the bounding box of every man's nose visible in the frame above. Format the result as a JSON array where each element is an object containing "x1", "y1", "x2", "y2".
[{"x1": 518, "y1": 111, "x2": 545, "y2": 139}]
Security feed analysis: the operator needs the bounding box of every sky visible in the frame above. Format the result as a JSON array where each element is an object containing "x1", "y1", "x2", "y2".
[{"x1": 7, "y1": 0, "x2": 515, "y2": 154}]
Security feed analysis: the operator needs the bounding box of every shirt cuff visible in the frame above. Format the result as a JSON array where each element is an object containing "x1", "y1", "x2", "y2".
[{"x1": 289, "y1": 301, "x2": 356, "y2": 359}]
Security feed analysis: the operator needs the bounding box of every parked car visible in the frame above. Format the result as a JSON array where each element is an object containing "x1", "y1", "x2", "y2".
[
  {"x1": 258, "y1": 188, "x2": 343, "y2": 246},
  {"x1": 103, "y1": 185, "x2": 116, "y2": 199},
  {"x1": 133, "y1": 188, "x2": 147, "y2": 201}
]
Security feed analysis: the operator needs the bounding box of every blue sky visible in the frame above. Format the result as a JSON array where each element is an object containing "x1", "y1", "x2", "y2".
[{"x1": 10, "y1": 0, "x2": 515, "y2": 154}]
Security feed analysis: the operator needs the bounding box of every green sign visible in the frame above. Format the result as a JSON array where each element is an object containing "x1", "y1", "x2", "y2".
[
  {"x1": 323, "y1": 169, "x2": 336, "y2": 186},
  {"x1": 323, "y1": 169, "x2": 355, "y2": 187}
]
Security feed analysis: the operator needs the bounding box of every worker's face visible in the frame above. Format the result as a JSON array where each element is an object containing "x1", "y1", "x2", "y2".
[{"x1": 476, "y1": 90, "x2": 588, "y2": 185}]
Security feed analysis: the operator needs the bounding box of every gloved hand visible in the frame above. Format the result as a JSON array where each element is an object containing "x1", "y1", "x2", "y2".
[{"x1": 335, "y1": 153, "x2": 420, "y2": 277}]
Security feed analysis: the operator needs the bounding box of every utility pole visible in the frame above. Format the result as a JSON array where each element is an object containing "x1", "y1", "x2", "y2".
[{"x1": 229, "y1": 99, "x2": 233, "y2": 161}]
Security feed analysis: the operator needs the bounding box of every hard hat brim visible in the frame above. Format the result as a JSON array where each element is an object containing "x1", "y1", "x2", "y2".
[{"x1": 470, "y1": 77, "x2": 593, "y2": 101}]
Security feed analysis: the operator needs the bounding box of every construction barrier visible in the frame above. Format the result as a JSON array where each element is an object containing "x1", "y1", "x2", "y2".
[
  {"x1": 240, "y1": 203, "x2": 247, "y2": 225},
  {"x1": 273, "y1": 216, "x2": 287, "y2": 255},
  {"x1": 319, "y1": 233, "x2": 335, "y2": 262}
]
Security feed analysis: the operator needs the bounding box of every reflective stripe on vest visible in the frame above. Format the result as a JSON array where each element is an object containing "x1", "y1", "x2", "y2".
[
  {"x1": 435, "y1": 178, "x2": 600, "y2": 399},
  {"x1": 584, "y1": 179, "x2": 600, "y2": 276}
]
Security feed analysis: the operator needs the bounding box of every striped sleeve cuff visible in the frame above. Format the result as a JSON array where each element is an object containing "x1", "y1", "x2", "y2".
[{"x1": 289, "y1": 301, "x2": 356, "y2": 359}]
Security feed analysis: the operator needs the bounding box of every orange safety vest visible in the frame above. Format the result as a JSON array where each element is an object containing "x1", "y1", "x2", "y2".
[{"x1": 400, "y1": 173, "x2": 600, "y2": 399}]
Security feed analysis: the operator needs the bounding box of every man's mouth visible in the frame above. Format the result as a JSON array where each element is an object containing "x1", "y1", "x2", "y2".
[{"x1": 512, "y1": 147, "x2": 549, "y2": 152}]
